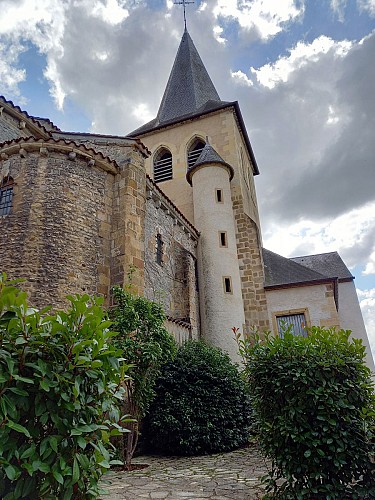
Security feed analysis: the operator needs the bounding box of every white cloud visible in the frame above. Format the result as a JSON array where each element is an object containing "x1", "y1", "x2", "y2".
[
  {"x1": 44, "y1": 59, "x2": 66, "y2": 110},
  {"x1": 131, "y1": 102, "x2": 154, "y2": 124},
  {"x1": 231, "y1": 70, "x2": 253, "y2": 86},
  {"x1": 330, "y1": 0, "x2": 347, "y2": 21},
  {"x1": 330, "y1": 0, "x2": 375, "y2": 19},
  {"x1": 357, "y1": 0, "x2": 375, "y2": 16},
  {"x1": 0, "y1": 0, "x2": 66, "y2": 52},
  {"x1": 364, "y1": 250, "x2": 375, "y2": 275},
  {"x1": 0, "y1": 40, "x2": 26, "y2": 99},
  {"x1": 89, "y1": 0, "x2": 130, "y2": 25},
  {"x1": 213, "y1": 0, "x2": 305, "y2": 40},
  {"x1": 0, "y1": 0, "x2": 67, "y2": 104},
  {"x1": 213, "y1": 25, "x2": 226, "y2": 44},
  {"x1": 263, "y1": 202, "x2": 375, "y2": 267},
  {"x1": 251, "y1": 36, "x2": 352, "y2": 89},
  {"x1": 0, "y1": 0, "x2": 141, "y2": 108}
]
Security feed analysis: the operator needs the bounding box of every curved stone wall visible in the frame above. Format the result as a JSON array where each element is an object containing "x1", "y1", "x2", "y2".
[{"x1": 0, "y1": 148, "x2": 113, "y2": 308}]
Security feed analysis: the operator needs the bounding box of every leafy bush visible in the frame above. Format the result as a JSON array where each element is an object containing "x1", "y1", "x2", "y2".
[
  {"x1": 0, "y1": 274, "x2": 128, "y2": 499},
  {"x1": 144, "y1": 340, "x2": 252, "y2": 456},
  {"x1": 110, "y1": 285, "x2": 176, "y2": 467},
  {"x1": 238, "y1": 327, "x2": 375, "y2": 499}
]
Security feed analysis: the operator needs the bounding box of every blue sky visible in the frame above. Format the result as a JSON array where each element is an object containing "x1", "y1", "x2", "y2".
[{"x1": 1, "y1": 0, "x2": 374, "y2": 355}]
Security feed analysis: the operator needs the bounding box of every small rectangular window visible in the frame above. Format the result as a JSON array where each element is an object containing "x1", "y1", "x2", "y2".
[
  {"x1": 215, "y1": 189, "x2": 223, "y2": 203},
  {"x1": 223, "y1": 276, "x2": 232, "y2": 294},
  {"x1": 219, "y1": 231, "x2": 227, "y2": 247}
]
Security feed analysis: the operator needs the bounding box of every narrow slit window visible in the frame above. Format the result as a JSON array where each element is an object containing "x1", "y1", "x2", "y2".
[
  {"x1": 223, "y1": 276, "x2": 232, "y2": 294},
  {"x1": 216, "y1": 189, "x2": 223, "y2": 203},
  {"x1": 0, "y1": 176, "x2": 14, "y2": 216},
  {"x1": 156, "y1": 233, "x2": 164, "y2": 265},
  {"x1": 219, "y1": 231, "x2": 227, "y2": 247}
]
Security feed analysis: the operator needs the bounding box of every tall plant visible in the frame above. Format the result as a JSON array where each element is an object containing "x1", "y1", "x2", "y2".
[
  {"x1": 110, "y1": 285, "x2": 176, "y2": 468},
  {"x1": 144, "y1": 340, "x2": 253, "y2": 456},
  {"x1": 0, "y1": 273, "x2": 128, "y2": 498},
  {"x1": 238, "y1": 327, "x2": 375, "y2": 498}
]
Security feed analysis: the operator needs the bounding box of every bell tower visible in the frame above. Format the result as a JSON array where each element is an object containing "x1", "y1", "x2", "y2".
[{"x1": 128, "y1": 29, "x2": 269, "y2": 356}]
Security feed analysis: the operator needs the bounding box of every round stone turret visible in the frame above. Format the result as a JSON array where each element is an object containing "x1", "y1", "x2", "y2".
[{"x1": 188, "y1": 140, "x2": 245, "y2": 362}]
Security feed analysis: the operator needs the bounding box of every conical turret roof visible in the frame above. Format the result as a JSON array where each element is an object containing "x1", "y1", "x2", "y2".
[
  {"x1": 193, "y1": 141, "x2": 228, "y2": 168},
  {"x1": 156, "y1": 29, "x2": 221, "y2": 124},
  {"x1": 186, "y1": 140, "x2": 234, "y2": 185}
]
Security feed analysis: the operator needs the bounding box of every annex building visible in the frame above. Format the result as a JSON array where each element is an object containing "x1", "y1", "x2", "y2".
[{"x1": 0, "y1": 29, "x2": 373, "y2": 369}]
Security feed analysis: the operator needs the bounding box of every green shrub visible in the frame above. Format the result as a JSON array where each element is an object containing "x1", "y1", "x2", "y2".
[
  {"x1": 0, "y1": 274, "x2": 128, "y2": 499},
  {"x1": 110, "y1": 285, "x2": 176, "y2": 467},
  {"x1": 144, "y1": 340, "x2": 252, "y2": 456},
  {"x1": 239, "y1": 327, "x2": 375, "y2": 499}
]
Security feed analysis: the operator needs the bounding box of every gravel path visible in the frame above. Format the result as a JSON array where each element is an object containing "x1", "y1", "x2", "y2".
[{"x1": 100, "y1": 444, "x2": 269, "y2": 499}]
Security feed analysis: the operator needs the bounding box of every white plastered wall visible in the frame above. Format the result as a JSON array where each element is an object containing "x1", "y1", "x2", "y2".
[
  {"x1": 192, "y1": 165, "x2": 245, "y2": 363},
  {"x1": 265, "y1": 284, "x2": 340, "y2": 333},
  {"x1": 338, "y1": 280, "x2": 375, "y2": 371}
]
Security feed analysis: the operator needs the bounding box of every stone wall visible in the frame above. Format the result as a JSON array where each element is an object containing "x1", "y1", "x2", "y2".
[
  {"x1": 53, "y1": 133, "x2": 149, "y2": 295},
  {"x1": 0, "y1": 148, "x2": 113, "y2": 309},
  {"x1": 110, "y1": 150, "x2": 146, "y2": 296},
  {"x1": 145, "y1": 178, "x2": 199, "y2": 339},
  {"x1": 233, "y1": 197, "x2": 269, "y2": 333},
  {"x1": 0, "y1": 136, "x2": 149, "y2": 310}
]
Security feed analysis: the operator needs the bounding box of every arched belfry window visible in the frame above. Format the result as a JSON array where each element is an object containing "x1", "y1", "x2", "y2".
[
  {"x1": 187, "y1": 138, "x2": 206, "y2": 169},
  {"x1": 0, "y1": 176, "x2": 14, "y2": 216},
  {"x1": 153, "y1": 147, "x2": 173, "y2": 183}
]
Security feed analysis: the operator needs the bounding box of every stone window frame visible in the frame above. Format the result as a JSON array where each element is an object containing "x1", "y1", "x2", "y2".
[
  {"x1": 0, "y1": 175, "x2": 14, "y2": 216},
  {"x1": 272, "y1": 308, "x2": 311, "y2": 338},
  {"x1": 223, "y1": 276, "x2": 233, "y2": 295},
  {"x1": 153, "y1": 146, "x2": 173, "y2": 183}
]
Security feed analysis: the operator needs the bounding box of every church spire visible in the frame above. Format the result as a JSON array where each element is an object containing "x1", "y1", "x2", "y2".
[{"x1": 156, "y1": 30, "x2": 221, "y2": 124}]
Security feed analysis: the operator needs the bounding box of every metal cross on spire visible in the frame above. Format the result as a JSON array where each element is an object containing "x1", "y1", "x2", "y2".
[{"x1": 174, "y1": 0, "x2": 195, "y2": 31}]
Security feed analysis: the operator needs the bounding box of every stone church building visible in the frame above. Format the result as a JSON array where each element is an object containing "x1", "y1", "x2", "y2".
[{"x1": 0, "y1": 29, "x2": 373, "y2": 368}]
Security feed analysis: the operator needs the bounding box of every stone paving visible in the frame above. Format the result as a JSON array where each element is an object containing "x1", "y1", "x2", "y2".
[{"x1": 100, "y1": 444, "x2": 269, "y2": 499}]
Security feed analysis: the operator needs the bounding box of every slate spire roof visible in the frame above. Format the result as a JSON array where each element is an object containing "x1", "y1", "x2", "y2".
[
  {"x1": 156, "y1": 29, "x2": 221, "y2": 124},
  {"x1": 127, "y1": 31, "x2": 259, "y2": 175}
]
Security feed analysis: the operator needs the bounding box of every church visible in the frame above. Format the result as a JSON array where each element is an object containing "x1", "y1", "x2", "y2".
[{"x1": 0, "y1": 28, "x2": 373, "y2": 369}]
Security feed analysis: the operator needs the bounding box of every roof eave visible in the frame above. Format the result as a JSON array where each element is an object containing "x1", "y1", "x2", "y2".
[
  {"x1": 264, "y1": 277, "x2": 337, "y2": 290},
  {"x1": 130, "y1": 101, "x2": 260, "y2": 175}
]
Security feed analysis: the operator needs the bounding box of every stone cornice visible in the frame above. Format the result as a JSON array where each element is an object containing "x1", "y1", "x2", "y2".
[
  {"x1": 0, "y1": 137, "x2": 119, "y2": 174},
  {"x1": 52, "y1": 131, "x2": 151, "y2": 158}
]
